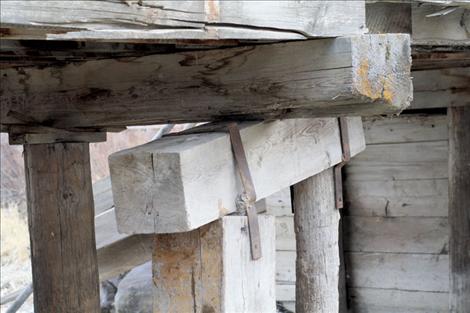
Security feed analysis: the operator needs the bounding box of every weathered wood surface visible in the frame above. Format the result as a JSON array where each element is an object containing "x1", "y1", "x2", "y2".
[
  {"x1": 278, "y1": 251, "x2": 450, "y2": 291},
  {"x1": 91, "y1": 178, "x2": 153, "y2": 280},
  {"x1": 412, "y1": 67, "x2": 470, "y2": 109},
  {"x1": 345, "y1": 178, "x2": 448, "y2": 217},
  {"x1": 345, "y1": 140, "x2": 448, "y2": 181},
  {"x1": 293, "y1": 169, "x2": 340, "y2": 313},
  {"x1": 363, "y1": 114, "x2": 447, "y2": 144},
  {"x1": 348, "y1": 288, "x2": 449, "y2": 313},
  {"x1": 110, "y1": 117, "x2": 365, "y2": 234},
  {"x1": 366, "y1": 2, "x2": 412, "y2": 34},
  {"x1": 275, "y1": 216, "x2": 449, "y2": 253},
  {"x1": 0, "y1": 1, "x2": 366, "y2": 41},
  {"x1": 448, "y1": 106, "x2": 470, "y2": 312},
  {"x1": 412, "y1": 3, "x2": 470, "y2": 46},
  {"x1": 346, "y1": 252, "x2": 449, "y2": 292},
  {"x1": 0, "y1": 35, "x2": 412, "y2": 130},
  {"x1": 24, "y1": 143, "x2": 100, "y2": 313},
  {"x1": 153, "y1": 215, "x2": 276, "y2": 313},
  {"x1": 344, "y1": 216, "x2": 449, "y2": 254}
]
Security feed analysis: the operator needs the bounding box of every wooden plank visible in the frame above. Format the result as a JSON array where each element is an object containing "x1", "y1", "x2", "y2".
[
  {"x1": 293, "y1": 169, "x2": 341, "y2": 313},
  {"x1": 412, "y1": 67, "x2": 470, "y2": 109},
  {"x1": 109, "y1": 117, "x2": 365, "y2": 234},
  {"x1": 265, "y1": 188, "x2": 292, "y2": 217},
  {"x1": 366, "y1": 2, "x2": 411, "y2": 34},
  {"x1": 345, "y1": 141, "x2": 448, "y2": 181},
  {"x1": 0, "y1": 1, "x2": 365, "y2": 41},
  {"x1": 346, "y1": 252, "x2": 449, "y2": 292},
  {"x1": 363, "y1": 114, "x2": 447, "y2": 144},
  {"x1": 276, "y1": 285, "x2": 295, "y2": 302},
  {"x1": 348, "y1": 288, "x2": 449, "y2": 313},
  {"x1": 275, "y1": 216, "x2": 295, "y2": 251},
  {"x1": 0, "y1": 35, "x2": 412, "y2": 129},
  {"x1": 153, "y1": 215, "x2": 276, "y2": 313},
  {"x1": 24, "y1": 143, "x2": 100, "y2": 313},
  {"x1": 344, "y1": 216, "x2": 449, "y2": 254},
  {"x1": 97, "y1": 234, "x2": 153, "y2": 281},
  {"x1": 276, "y1": 251, "x2": 296, "y2": 285},
  {"x1": 412, "y1": 3, "x2": 470, "y2": 46},
  {"x1": 345, "y1": 178, "x2": 448, "y2": 217},
  {"x1": 274, "y1": 215, "x2": 449, "y2": 253},
  {"x1": 448, "y1": 106, "x2": 470, "y2": 312}
]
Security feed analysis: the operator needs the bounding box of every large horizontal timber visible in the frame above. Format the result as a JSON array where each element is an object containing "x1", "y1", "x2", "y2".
[
  {"x1": 367, "y1": 1, "x2": 470, "y2": 69},
  {"x1": 0, "y1": 34, "x2": 412, "y2": 130},
  {"x1": 109, "y1": 117, "x2": 366, "y2": 234},
  {"x1": 0, "y1": 1, "x2": 365, "y2": 41}
]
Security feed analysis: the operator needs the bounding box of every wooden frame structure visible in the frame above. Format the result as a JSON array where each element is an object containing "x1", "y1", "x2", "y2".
[{"x1": 1, "y1": 1, "x2": 468, "y2": 312}]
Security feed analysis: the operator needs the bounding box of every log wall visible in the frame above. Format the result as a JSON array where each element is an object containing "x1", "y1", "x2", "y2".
[{"x1": 268, "y1": 113, "x2": 450, "y2": 312}]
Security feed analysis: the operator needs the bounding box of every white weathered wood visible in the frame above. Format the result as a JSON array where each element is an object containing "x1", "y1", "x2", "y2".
[
  {"x1": 345, "y1": 141, "x2": 448, "y2": 181},
  {"x1": 152, "y1": 215, "x2": 275, "y2": 313},
  {"x1": 348, "y1": 288, "x2": 449, "y2": 313},
  {"x1": 363, "y1": 114, "x2": 447, "y2": 144},
  {"x1": 293, "y1": 169, "x2": 340, "y2": 313},
  {"x1": 344, "y1": 216, "x2": 449, "y2": 254},
  {"x1": 1, "y1": 35, "x2": 412, "y2": 129},
  {"x1": 97, "y1": 234, "x2": 153, "y2": 281},
  {"x1": 412, "y1": 67, "x2": 470, "y2": 109},
  {"x1": 0, "y1": 1, "x2": 365, "y2": 41},
  {"x1": 110, "y1": 117, "x2": 365, "y2": 234},
  {"x1": 265, "y1": 188, "x2": 292, "y2": 217},
  {"x1": 346, "y1": 252, "x2": 449, "y2": 292},
  {"x1": 274, "y1": 215, "x2": 449, "y2": 253},
  {"x1": 345, "y1": 178, "x2": 448, "y2": 217}
]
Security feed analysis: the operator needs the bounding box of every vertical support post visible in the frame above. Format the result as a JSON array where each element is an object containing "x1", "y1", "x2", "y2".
[
  {"x1": 24, "y1": 143, "x2": 100, "y2": 313},
  {"x1": 448, "y1": 106, "x2": 470, "y2": 312},
  {"x1": 293, "y1": 168, "x2": 340, "y2": 313}
]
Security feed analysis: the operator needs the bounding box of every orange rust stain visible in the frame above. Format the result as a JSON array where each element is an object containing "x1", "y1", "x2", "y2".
[
  {"x1": 357, "y1": 59, "x2": 394, "y2": 104},
  {"x1": 382, "y1": 77, "x2": 394, "y2": 104},
  {"x1": 207, "y1": 0, "x2": 220, "y2": 22}
]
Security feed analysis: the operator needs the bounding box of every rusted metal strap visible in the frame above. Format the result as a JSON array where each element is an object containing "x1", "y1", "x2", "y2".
[
  {"x1": 334, "y1": 117, "x2": 351, "y2": 209},
  {"x1": 227, "y1": 122, "x2": 262, "y2": 260}
]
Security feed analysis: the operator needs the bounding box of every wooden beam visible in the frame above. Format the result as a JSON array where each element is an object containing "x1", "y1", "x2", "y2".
[
  {"x1": 24, "y1": 143, "x2": 100, "y2": 313},
  {"x1": 0, "y1": 1, "x2": 365, "y2": 41},
  {"x1": 153, "y1": 215, "x2": 276, "y2": 313},
  {"x1": 293, "y1": 168, "x2": 340, "y2": 313},
  {"x1": 412, "y1": 67, "x2": 470, "y2": 109},
  {"x1": 0, "y1": 35, "x2": 412, "y2": 129},
  {"x1": 412, "y1": 3, "x2": 470, "y2": 47},
  {"x1": 448, "y1": 106, "x2": 470, "y2": 312},
  {"x1": 109, "y1": 117, "x2": 365, "y2": 234}
]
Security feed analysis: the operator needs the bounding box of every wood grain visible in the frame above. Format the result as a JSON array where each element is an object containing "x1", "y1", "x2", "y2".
[
  {"x1": 0, "y1": 1, "x2": 365, "y2": 41},
  {"x1": 109, "y1": 117, "x2": 365, "y2": 234},
  {"x1": 152, "y1": 215, "x2": 276, "y2": 313},
  {"x1": 24, "y1": 143, "x2": 100, "y2": 313},
  {"x1": 293, "y1": 169, "x2": 340, "y2": 313},
  {"x1": 1, "y1": 35, "x2": 412, "y2": 129},
  {"x1": 448, "y1": 106, "x2": 470, "y2": 312}
]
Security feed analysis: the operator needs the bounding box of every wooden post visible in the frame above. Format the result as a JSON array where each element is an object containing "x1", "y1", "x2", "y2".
[
  {"x1": 293, "y1": 168, "x2": 340, "y2": 313},
  {"x1": 24, "y1": 143, "x2": 100, "y2": 313},
  {"x1": 153, "y1": 215, "x2": 276, "y2": 313},
  {"x1": 448, "y1": 106, "x2": 470, "y2": 312}
]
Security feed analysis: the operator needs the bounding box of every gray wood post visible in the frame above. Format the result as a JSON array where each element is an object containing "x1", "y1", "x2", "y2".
[
  {"x1": 448, "y1": 106, "x2": 470, "y2": 312},
  {"x1": 293, "y1": 168, "x2": 341, "y2": 313},
  {"x1": 24, "y1": 143, "x2": 100, "y2": 313}
]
